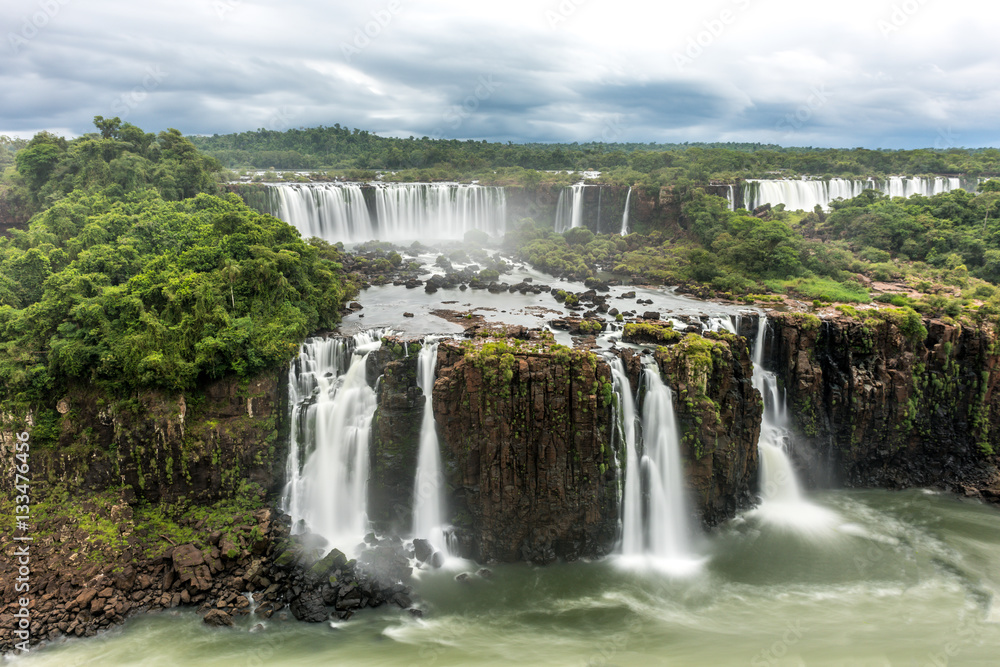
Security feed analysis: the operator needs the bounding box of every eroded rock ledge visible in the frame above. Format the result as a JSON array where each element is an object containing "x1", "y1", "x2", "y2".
[{"x1": 767, "y1": 311, "x2": 1000, "y2": 502}]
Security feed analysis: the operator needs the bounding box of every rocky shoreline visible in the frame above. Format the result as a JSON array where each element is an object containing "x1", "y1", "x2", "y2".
[{"x1": 0, "y1": 499, "x2": 423, "y2": 653}]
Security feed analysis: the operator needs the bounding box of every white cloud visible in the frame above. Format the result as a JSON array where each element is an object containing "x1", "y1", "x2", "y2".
[{"x1": 0, "y1": 0, "x2": 996, "y2": 147}]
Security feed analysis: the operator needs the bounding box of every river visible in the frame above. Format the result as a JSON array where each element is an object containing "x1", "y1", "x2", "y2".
[{"x1": 14, "y1": 490, "x2": 1000, "y2": 666}]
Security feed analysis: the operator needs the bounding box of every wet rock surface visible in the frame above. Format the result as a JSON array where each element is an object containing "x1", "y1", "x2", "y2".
[{"x1": 767, "y1": 311, "x2": 1000, "y2": 502}]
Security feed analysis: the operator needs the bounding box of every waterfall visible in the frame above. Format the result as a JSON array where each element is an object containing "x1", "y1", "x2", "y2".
[
  {"x1": 373, "y1": 183, "x2": 506, "y2": 240},
  {"x1": 611, "y1": 355, "x2": 701, "y2": 573},
  {"x1": 750, "y1": 317, "x2": 803, "y2": 504},
  {"x1": 265, "y1": 183, "x2": 507, "y2": 243},
  {"x1": 620, "y1": 187, "x2": 633, "y2": 236},
  {"x1": 641, "y1": 359, "x2": 695, "y2": 562},
  {"x1": 705, "y1": 315, "x2": 736, "y2": 334},
  {"x1": 282, "y1": 331, "x2": 386, "y2": 554},
  {"x1": 609, "y1": 358, "x2": 642, "y2": 555},
  {"x1": 725, "y1": 185, "x2": 736, "y2": 211},
  {"x1": 555, "y1": 183, "x2": 585, "y2": 233},
  {"x1": 269, "y1": 183, "x2": 375, "y2": 242},
  {"x1": 749, "y1": 317, "x2": 837, "y2": 531},
  {"x1": 739, "y1": 177, "x2": 972, "y2": 212},
  {"x1": 411, "y1": 338, "x2": 449, "y2": 554}
]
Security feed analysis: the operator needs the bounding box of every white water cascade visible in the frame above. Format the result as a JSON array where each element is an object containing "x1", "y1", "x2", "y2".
[
  {"x1": 620, "y1": 187, "x2": 633, "y2": 236},
  {"x1": 282, "y1": 331, "x2": 386, "y2": 554},
  {"x1": 267, "y1": 183, "x2": 507, "y2": 243},
  {"x1": 611, "y1": 356, "x2": 701, "y2": 573},
  {"x1": 555, "y1": 183, "x2": 585, "y2": 233},
  {"x1": 609, "y1": 358, "x2": 642, "y2": 556},
  {"x1": 411, "y1": 338, "x2": 450, "y2": 554},
  {"x1": 749, "y1": 317, "x2": 837, "y2": 531},
  {"x1": 269, "y1": 183, "x2": 375, "y2": 242},
  {"x1": 738, "y1": 177, "x2": 968, "y2": 212}
]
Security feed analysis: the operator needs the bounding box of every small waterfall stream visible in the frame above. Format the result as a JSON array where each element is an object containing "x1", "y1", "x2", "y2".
[
  {"x1": 610, "y1": 355, "x2": 701, "y2": 573},
  {"x1": 749, "y1": 317, "x2": 837, "y2": 531},
  {"x1": 411, "y1": 338, "x2": 450, "y2": 554},
  {"x1": 620, "y1": 186, "x2": 633, "y2": 236},
  {"x1": 609, "y1": 357, "x2": 642, "y2": 556},
  {"x1": 640, "y1": 359, "x2": 696, "y2": 564}
]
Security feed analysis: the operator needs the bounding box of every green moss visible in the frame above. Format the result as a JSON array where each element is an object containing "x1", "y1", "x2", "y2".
[{"x1": 623, "y1": 321, "x2": 682, "y2": 344}]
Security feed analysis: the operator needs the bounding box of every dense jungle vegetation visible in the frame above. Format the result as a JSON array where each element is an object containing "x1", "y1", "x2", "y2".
[
  {"x1": 508, "y1": 182, "x2": 1000, "y2": 325},
  {"x1": 187, "y1": 124, "x2": 1000, "y2": 189},
  {"x1": 5, "y1": 117, "x2": 1000, "y2": 429},
  {"x1": 0, "y1": 118, "x2": 356, "y2": 422}
]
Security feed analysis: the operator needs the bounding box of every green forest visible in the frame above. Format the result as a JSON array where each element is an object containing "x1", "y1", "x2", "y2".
[
  {"x1": 0, "y1": 119, "x2": 356, "y2": 427},
  {"x1": 187, "y1": 124, "x2": 1000, "y2": 189},
  {"x1": 5, "y1": 117, "x2": 1000, "y2": 439}
]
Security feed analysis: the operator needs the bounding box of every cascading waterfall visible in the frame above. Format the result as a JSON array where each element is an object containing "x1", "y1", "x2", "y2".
[
  {"x1": 750, "y1": 317, "x2": 803, "y2": 505},
  {"x1": 555, "y1": 183, "x2": 585, "y2": 233},
  {"x1": 373, "y1": 183, "x2": 507, "y2": 240},
  {"x1": 749, "y1": 317, "x2": 837, "y2": 531},
  {"x1": 609, "y1": 357, "x2": 642, "y2": 556},
  {"x1": 266, "y1": 183, "x2": 507, "y2": 243},
  {"x1": 610, "y1": 355, "x2": 700, "y2": 573},
  {"x1": 282, "y1": 331, "x2": 386, "y2": 554},
  {"x1": 640, "y1": 359, "x2": 696, "y2": 564},
  {"x1": 738, "y1": 177, "x2": 970, "y2": 212},
  {"x1": 620, "y1": 186, "x2": 633, "y2": 236},
  {"x1": 269, "y1": 183, "x2": 376, "y2": 242},
  {"x1": 411, "y1": 338, "x2": 449, "y2": 554}
]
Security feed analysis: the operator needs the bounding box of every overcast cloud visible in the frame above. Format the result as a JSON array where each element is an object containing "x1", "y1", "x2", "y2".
[{"x1": 1, "y1": 0, "x2": 996, "y2": 148}]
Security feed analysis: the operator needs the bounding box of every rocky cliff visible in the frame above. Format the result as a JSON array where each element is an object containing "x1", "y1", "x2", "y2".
[
  {"x1": 0, "y1": 373, "x2": 293, "y2": 652},
  {"x1": 432, "y1": 334, "x2": 618, "y2": 564},
  {"x1": 367, "y1": 340, "x2": 423, "y2": 533},
  {"x1": 366, "y1": 325, "x2": 762, "y2": 564},
  {"x1": 767, "y1": 311, "x2": 1000, "y2": 502},
  {"x1": 621, "y1": 329, "x2": 762, "y2": 525},
  {"x1": 0, "y1": 373, "x2": 288, "y2": 503}
]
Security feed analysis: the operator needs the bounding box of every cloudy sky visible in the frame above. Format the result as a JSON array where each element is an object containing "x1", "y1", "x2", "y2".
[{"x1": 1, "y1": 0, "x2": 995, "y2": 148}]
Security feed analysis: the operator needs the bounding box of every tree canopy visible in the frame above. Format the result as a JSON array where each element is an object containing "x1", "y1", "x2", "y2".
[{"x1": 0, "y1": 120, "x2": 355, "y2": 415}]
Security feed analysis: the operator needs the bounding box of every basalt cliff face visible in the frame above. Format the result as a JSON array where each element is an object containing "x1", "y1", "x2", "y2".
[
  {"x1": 0, "y1": 373, "x2": 293, "y2": 652},
  {"x1": 767, "y1": 312, "x2": 1000, "y2": 503},
  {"x1": 431, "y1": 338, "x2": 618, "y2": 564},
  {"x1": 0, "y1": 374, "x2": 288, "y2": 503},
  {"x1": 367, "y1": 328, "x2": 762, "y2": 564},
  {"x1": 626, "y1": 329, "x2": 762, "y2": 526}
]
